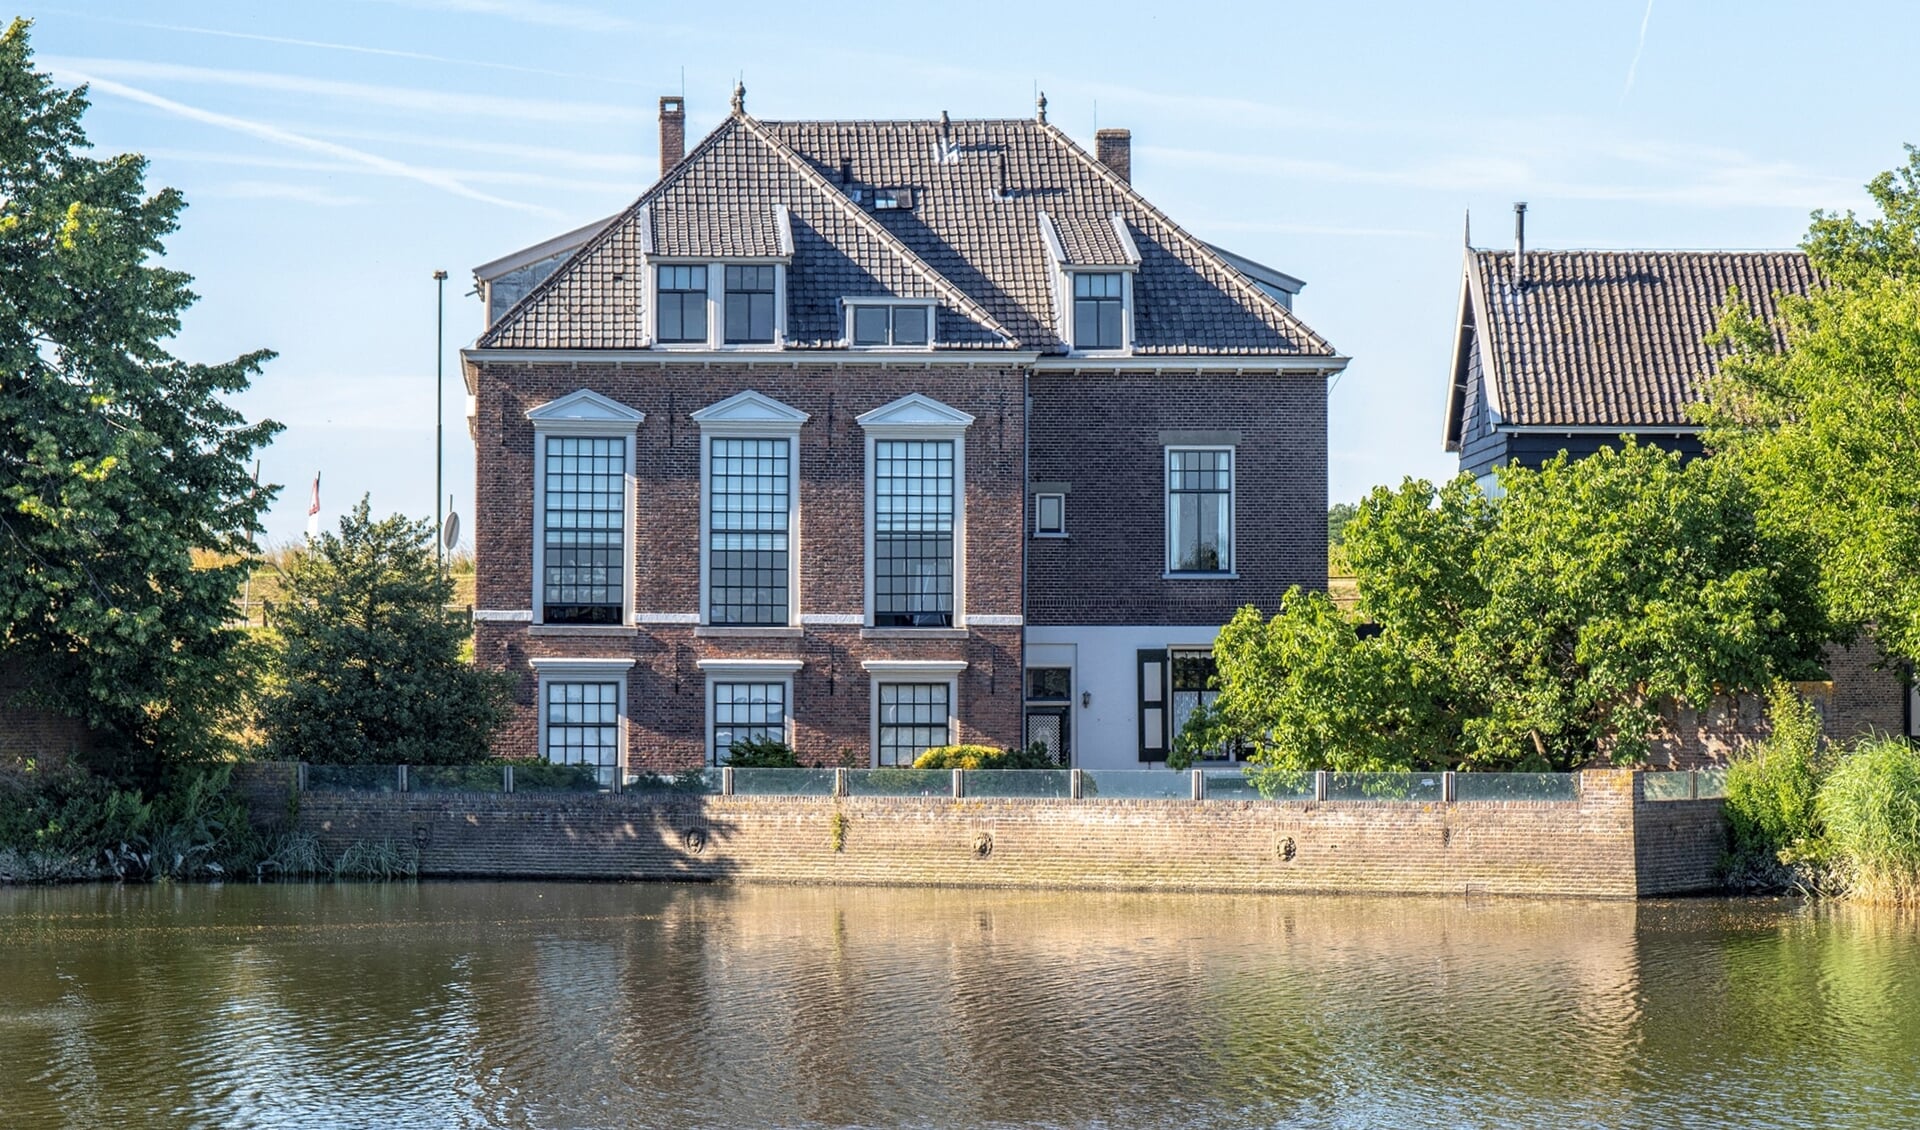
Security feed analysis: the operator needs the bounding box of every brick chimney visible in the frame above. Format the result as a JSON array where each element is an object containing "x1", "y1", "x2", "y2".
[
  {"x1": 659, "y1": 96, "x2": 685, "y2": 177},
  {"x1": 1095, "y1": 128, "x2": 1131, "y2": 184}
]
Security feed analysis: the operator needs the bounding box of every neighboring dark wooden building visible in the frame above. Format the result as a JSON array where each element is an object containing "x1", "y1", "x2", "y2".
[{"x1": 1442, "y1": 243, "x2": 1817, "y2": 482}]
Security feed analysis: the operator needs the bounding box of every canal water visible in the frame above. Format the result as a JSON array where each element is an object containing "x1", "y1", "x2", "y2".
[{"x1": 1, "y1": 882, "x2": 1916, "y2": 1129}]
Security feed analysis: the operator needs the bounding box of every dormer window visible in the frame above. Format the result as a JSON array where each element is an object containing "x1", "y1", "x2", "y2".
[
  {"x1": 657, "y1": 265, "x2": 708, "y2": 344},
  {"x1": 845, "y1": 301, "x2": 933, "y2": 349},
  {"x1": 724, "y1": 265, "x2": 777, "y2": 344},
  {"x1": 873, "y1": 188, "x2": 913, "y2": 210},
  {"x1": 1073, "y1": 272, "x2": 1124, "y2": 350}
]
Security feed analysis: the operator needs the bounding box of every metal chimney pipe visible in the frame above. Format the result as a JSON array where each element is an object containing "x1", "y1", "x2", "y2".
[{"x1": 1513, "y1": 201, "x2": 1528, "y2": 285}]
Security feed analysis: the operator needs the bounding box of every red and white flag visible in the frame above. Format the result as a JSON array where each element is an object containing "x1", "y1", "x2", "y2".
[{"x1": 305, "y1": 472, "x2": 322, "y2": 539}]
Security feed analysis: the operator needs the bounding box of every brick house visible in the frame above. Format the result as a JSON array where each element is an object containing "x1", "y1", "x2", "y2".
[
  {"x1": 1440, "y1": 209, "x2": 1915, "y2": 749},
  {"x1": 464, "y1": 88, "x2": 1344, "y2": 780}
]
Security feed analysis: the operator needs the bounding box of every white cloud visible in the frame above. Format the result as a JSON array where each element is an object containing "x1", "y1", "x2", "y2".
[
  {"x1": 358, "y1": 0, "x2": 636, "y2": 32},
  {"x1": 44, "y1": 56, "x2": 631, "y2": 125},
  {"x1": 207, "y1": 181, "x2": 368, "y2": 207},
  {"x1": 146, "y1": 148, "x2": 635, "y2": 197},
  {"x1": 52, "y1": 69, "x2": 563, "y2": 217}
]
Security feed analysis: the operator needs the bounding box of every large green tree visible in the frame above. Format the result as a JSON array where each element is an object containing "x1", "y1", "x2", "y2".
[
  {"x1": 263, "y1": 499, "x2": 509, "y2": 765},
  {"x1": 0, "y1": 20, "x2": 278, "y2": 776},
  {"x1": 1700, "y1": 148, "x2": 1920, "y2": 664},
  {"x1": 1180, "y1": 443, "x2": 1827, "y2": 773}
]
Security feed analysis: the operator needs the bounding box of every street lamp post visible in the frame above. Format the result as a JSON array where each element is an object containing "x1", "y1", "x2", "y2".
[{"x1": 433, "y1": 269, "x2": 448, "y2": 571}]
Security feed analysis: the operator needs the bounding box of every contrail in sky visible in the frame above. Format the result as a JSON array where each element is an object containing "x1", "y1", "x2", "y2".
[
  {"x1": 50, "y1": 68, "x2": 563, "y2": 218},
  {"x1": 1622, "y1": 0, "x2": 1655, "y2": 102}
]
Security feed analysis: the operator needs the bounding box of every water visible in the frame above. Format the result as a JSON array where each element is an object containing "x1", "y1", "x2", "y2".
[{"x1": 2, "y1": 883, "x2": 1917, "y2": 1129}]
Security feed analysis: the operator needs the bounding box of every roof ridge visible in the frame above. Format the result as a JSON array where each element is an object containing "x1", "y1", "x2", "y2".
[
  {"x1": 1471, "y1": 247, "x2": 1804, "y2": 256},
  {"x1": 1035, "y1": 122, "x2": 1335, "y2": 356},
  {"x1": 733, "y1": 114, "x2": 1018, "y2": 345},
  {"x1": 478, "y1": 117, "x2": 746, "y2": 348}
]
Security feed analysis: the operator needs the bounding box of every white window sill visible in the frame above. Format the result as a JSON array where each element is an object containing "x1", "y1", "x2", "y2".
[
  {"x1": 860, "y1": 628, "x2": 969, "y2": 640},
  {"x1": 1162, "y1": 571, "x2": 1239, "y2": 581},
  {"x1": 695, "y1": 626, "x2": 803, "y2": 638},
  {"x1": 529, "y1": 624, "x2": 640, "y2": 636}
]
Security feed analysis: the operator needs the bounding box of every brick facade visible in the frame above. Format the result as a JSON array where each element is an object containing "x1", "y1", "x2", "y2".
[
  {"x1": 1026, "y1": 369, "x2": 1328, "y2": 624},
  {"x1": 470, "y1": 358, "x2": 1026, "y2": 768}
]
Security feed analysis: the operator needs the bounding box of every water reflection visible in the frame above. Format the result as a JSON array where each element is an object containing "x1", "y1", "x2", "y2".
[{"x1": 2, "y1": 884, "x2": 1918, "y2": 1128}]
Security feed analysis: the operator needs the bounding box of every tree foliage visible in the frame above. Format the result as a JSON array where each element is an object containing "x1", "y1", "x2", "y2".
[
  {"x1": 262, "y1": 499, "x2": 509, "y2": 765},
  {"x1": 1180, "y1": 443, "x2": 1827, "y2": 773},
  {"x1": 0, "y1": 20, "x2": 279, "y2": 776},
  {"x1": 1698, "y1": 147, "x2": 1920, "y2": 665}
]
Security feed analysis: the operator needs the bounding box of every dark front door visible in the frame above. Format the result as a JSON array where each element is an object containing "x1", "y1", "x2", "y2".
[{"x1": 1025, "y1": 707, "x2": 1070, "y2": 767}]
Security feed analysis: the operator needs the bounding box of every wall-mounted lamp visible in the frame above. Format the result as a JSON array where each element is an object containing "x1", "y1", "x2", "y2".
[{"x1": 1081, "y1": 691, "x2": 1092, "y2": 708}]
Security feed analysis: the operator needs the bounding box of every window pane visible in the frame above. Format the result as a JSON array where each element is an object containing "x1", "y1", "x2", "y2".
[
  {"x1": 543, "y1": 436, "x2": 624, "y2": 622},
  {"x1": 1036, "y1": 493, "x2": 1063, "y2": 534},
  {"x1": 657, "y1": 267, "x2": 708, "y2": 343},
  {"x1": 1167, "y1": 449, "x2": 1231, "y2": 573},
  {"x1": 545, "y1": 680, "x2": 619, "y2": 787},
  {"x1": 724, "y1": 266, "x2": 776, "y2": 344},
  {"x1": 873, "y1": 439, "x2": 955, "y2": 627},
  {"x1": 891, "y1": 305, "x2": 928, "y2": 345},
  {"x1": 708, "y1": 436, "x2": 790, "y2": 625},
  {"x1": 877, "y1": 682, "x2": 950, "y2": 766},
  {"x1": 1026, "y1": 667, "x2": 1071, "y2": 701},
  {"x1": 712, "y1": 681, "x2": 788, "y2": 764},
  {"x1": 853, "y1": 305, "x2": 890, "y2": 346}
]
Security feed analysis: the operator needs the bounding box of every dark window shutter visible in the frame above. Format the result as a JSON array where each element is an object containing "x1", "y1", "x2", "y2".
[{"x1": 1138, "y1": 648, "x2": 1168, "y2": 762}]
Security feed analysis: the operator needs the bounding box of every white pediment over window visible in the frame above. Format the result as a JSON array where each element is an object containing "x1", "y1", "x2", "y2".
[
  {"x1": 856, "y1": 393, "x2": 975, "y2": 434},
  {"x1": 690, "y1": 390, "x2": 810, "y2": 432},
  {"x1": 526, "y1": 389, "x2": 645, "y2": 435}
]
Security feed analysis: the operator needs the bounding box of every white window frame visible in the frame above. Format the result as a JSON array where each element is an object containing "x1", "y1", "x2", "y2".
[
  {"x1": 530, "y1": 657, "x2": 635, "y2": 780},
  {"x1": 1164, "y1": 444, "x2": 1236, "y2": 578},
  {"x1": 842, "y1": 297, "x2": 936, "y2": 351},
  {"x1": 644, "y1": 258, "x2": 789, "y2": 351},
  {"x1": 691, "y1": 391, "x2": 809, "y2": 627},
  {"x1": 1033, "y1": 491, "x2": 1067, "y2": 538},
  {"x1": 862, "y1": 659, "x2": 966, "y2": 767},
  {"x1": 527, "y1": 390, "x2": 644, "y2": 625},
  {"x1": 698, "y1": 658, "x2": 803, "y2": 765},
  {"x1": 1066, "y1": 269, "x2": 1134, "y2": 353},
  {"x1": 856, "y1": 394, "x2": 975, "y2": 629}
]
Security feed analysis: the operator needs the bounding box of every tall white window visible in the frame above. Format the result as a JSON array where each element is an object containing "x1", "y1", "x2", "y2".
[
  {"x1": 708, "y1": 436, "x2": 791, "y2": 625},
  {"x1": 1072, "y1": 272, "x2": 1124, "y2": 350},
  {"x1": 858, "y1": 395, "x2": 974, "y2": 630},
  {"x1": 724, "y1": 265, "x2": 777, "y2": 344},
  {"x1": 711, "y1": 682, "x2": 788, "y2": 762},
  {"x1": 692, "y1": 391, "x2": 808, "y2": 627},
  {"x1": 877, "y1": 683, "x2": 950, "y2": 766},
  {"x1": 657, "y1": 264, "x2": 707, "y2": 343},
  {"x1": 532, "y1": 657, "x2": 634, "y2": 788},
  {"x1": 1166, "y1": 447, "x2": 1233, "y2": 574},
  {"x1": 526, "y1": 390, "x2": 642, "y2": 625}
]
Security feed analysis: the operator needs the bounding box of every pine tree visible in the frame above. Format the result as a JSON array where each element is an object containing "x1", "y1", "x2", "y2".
[{"x1": 264, "y1": 499, "x2": 509, "y2": 764}]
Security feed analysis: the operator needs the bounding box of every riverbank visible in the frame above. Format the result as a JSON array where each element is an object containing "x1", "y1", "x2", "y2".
[{"x1": 237, "y1": 765, "x2": 1727, "y2": 898}]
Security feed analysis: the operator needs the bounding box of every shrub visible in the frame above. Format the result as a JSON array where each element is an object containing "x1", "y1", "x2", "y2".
[
  {"x1": 1818, "y1": 737, "x2": 1920, "y2": 904},
  {"x1": 1723, "y1": 684, "x2": 1833, "y2": 891},
  {"x1": 724, "y1": 737, "x2": 800, "y2": 768},
  {"x1": 913, "y1": 743, "x2": 1059, "y2": 770}
]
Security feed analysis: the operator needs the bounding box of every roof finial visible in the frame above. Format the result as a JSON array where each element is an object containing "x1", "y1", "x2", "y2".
[
  {"x1": 731, "y1": 79, "x2": 746, "y2": 115},
  {"x1": 1463, "y1": 208, "x2": 1471, "y2": 248},
  {"x1": 1035, "y1": 90, "x2": 1048, "y2": 124}
]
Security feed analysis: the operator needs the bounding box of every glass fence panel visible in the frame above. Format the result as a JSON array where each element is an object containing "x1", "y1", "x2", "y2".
[
  {"x1": 408, "y1": 765, "x2": 507, "y2": 794},
  {"x1": 1642, "y1": 771, "x2": 1694, "y2": 801},
  {"x1": 1695, "y1": 768, "x2": 1729, "y2": 800},
  {"x1": 1325, "y1": 772, "x2": 1443, "y2": 802},
  {"x1": 847, "y1": 768, "x2": 951, "y2": 798},
  {"x1": 730, "y1": 768, "x2": 837, "y2": 797},
  {"x1": 967, "y1": 770, "x2": 1071, "y2": 799},
  {"x1": 1082, "y1": 770, "x2": 1189, "y2": 800},
  {"x1": 624, "y1": 769, "x2": 723, "y2": 795},
  {"x1": 1453, "y1": 773, "x2": 1579, "y2": 803},
  {"x1": 305, "y1": 764, "x2": 400, "y2": 793},
  {"x1": 1204, "y1": 770, "x2": 1315, "y2": 801},
  {"x1": 511, "y1": 762, "x2": 608, "y2": 793}
]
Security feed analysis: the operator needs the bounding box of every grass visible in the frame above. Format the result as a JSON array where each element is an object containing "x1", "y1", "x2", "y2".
[{"x1": 1818, "y1": 737, "x2": 1920, "y2": 905}]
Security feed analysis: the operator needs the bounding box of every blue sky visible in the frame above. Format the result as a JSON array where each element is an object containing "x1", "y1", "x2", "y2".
[{"x1": 21, "y1": 1, "x2": 1913, "y2": 544}]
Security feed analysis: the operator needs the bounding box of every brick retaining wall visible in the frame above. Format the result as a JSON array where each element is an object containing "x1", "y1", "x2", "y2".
[{"x1": 243, "y1": 766, "x2": 1727, "y2": 898}]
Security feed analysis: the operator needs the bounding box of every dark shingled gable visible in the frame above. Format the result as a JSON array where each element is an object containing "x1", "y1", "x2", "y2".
[
  {"x1": 481, "y1": 110, "x2": 1335, "y2": 357},
  {"x1": 1467, "y1": 249, "x2": 1817, "y2": 427}
]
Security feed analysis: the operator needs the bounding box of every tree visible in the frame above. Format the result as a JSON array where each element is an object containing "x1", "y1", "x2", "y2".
[
  {"x1": 1700, "y1": 147, "x2": 1920, "y2": 664},
  {"x1": 1183, "y1": 443, "x2": 1827, "y2": 773},
  {"x1": 263, "y1": 499, "x2": 509, "y2": 764},
  {"x1": 1326, "y1": 501, "x2": 1361, "y2": 576},
  {"x1": 0, "y1": 20, "x2": 279, "y2": 777}
]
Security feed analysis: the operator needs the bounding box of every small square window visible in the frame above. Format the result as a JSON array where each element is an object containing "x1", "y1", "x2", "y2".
[
  {"x1": 1026, "y1": 667, "x2": 1071, "y2": 701},
  {"x1": 891, "y1": 305, "x2": 929, "y2": 345},
  {"x1": 853, "y1": 305, "x2": 891, "y2": 346},
  {"x1": 1034, "y1": 492, "x2": 1065, "y2": 536}
]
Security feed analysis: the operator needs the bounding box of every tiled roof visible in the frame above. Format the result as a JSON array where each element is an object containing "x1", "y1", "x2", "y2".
[
  {"x1": 481, "y1": 112, "x2": 1335, "y2": 357},
  {"x1": 1051, "y1": 213, "x2": 1135, "y2": 266},
  {"x1": 1468, "y1": 249, "x2": 1817, "y2": 427}
]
